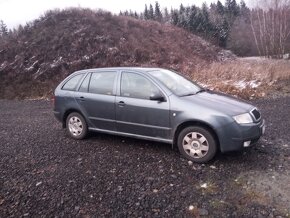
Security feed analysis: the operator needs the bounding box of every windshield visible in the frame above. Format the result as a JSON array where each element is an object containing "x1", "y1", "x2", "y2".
[{"x1": 148, "y1": 69, "x2": 202, "y2": 96}]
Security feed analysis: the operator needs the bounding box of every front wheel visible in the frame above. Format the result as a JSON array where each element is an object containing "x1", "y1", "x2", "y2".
[
  {"x1": 177, "y1": 126, "x2": 217, "y2": 163},
  {"x1": 66, "y1": 112, "x2": 88, "y2": 140}
]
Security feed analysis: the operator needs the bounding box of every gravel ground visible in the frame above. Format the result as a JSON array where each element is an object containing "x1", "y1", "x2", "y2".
[{"x1": 0, "y1": 97, "x2": 289, "y2": 217}]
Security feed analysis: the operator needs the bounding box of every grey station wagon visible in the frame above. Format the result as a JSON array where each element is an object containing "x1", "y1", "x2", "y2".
[{"x1": 53, "y1": 67, "x2": 265, "y2": 163}]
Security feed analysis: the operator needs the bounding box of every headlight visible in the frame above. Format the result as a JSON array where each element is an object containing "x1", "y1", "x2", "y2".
[{"x1": 233, "y1": 113, "x2": 253, "y2": 124}]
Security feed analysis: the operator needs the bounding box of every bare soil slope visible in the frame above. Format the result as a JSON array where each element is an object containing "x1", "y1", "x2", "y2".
[{"x1": 0, "y1": 8, "x2": 225, "y2": 99}]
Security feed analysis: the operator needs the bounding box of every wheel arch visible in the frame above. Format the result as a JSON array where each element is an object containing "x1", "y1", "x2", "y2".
[
  {"x1": 62, "y1": 108, "x2": 85, "y2": 128},
  {"x1": 173, "y1": 120, "x2": 220, "y2": 150}
]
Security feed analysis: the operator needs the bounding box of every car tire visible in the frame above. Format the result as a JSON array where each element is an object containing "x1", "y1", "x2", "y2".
[
  {"x1": 66, "y1": 112, "x2": 88, "y2": 140},
  {"x1": 177, "y1": 126, "x2": 217, "y2": 163}
]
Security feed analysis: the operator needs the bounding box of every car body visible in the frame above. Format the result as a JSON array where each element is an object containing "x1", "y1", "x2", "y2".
[{"x1": 53, "y1": 67, "x2": 265, "y2": 163}]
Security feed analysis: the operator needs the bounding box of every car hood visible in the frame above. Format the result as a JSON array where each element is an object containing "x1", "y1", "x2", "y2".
[{"x1": 183, "y1": 91, "x2": 253, "y2": 116}]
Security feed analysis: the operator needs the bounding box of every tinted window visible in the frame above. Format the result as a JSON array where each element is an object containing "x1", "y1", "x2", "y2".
[
  {"x1": 121, "y1": 72, "x2": 160, "y2": 100},
  {"x1": 89, "y1": 72, "x2": 116, "y2": 95},
  {"x1": 62, "y1": 74, "x2": 84, "y2": 91},
  {"x1": 79, "y1": 73, "x2": 91, "y2": 92}
]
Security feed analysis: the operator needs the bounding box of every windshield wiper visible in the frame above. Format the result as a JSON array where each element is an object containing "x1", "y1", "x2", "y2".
[
  {"x1": 180, "y1": 89, "x2": 207, "y2": 97},
  {"x1": 195, "y1": 89, "x2": 207, "y2": 94},
  {"x1": 180, "y1": 93, "x2": 196, "y2": 97}
]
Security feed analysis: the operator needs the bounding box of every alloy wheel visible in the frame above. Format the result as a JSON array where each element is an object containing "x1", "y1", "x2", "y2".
[
  {"x1": 182, "y1": 132, "x2": 209, "y2": 159},
  {"x1": 68, "y1": 116, "x2": 83, "y2": 136}
]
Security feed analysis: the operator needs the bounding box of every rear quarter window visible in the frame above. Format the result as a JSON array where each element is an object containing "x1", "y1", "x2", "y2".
[{"x1": 62, "y1": 74, "x2": 84, "y2": 91}]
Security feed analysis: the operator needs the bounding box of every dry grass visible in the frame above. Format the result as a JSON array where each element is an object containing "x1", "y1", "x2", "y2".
[{"x1": 190, "y1": 58, "x2": 290, "y2": 99}]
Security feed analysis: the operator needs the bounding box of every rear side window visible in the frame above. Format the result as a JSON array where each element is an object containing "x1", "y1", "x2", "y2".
[
  {"x1": 62, "y1": 74, "x2": 84, "y2": 91},
  {"x1": 89, "y1": 72, "x2": 116, "y2": 95}
]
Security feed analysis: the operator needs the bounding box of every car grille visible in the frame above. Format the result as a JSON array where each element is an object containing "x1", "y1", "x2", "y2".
[{"x1": 251, "y1": 108, "x2": 261, "y2": 121}]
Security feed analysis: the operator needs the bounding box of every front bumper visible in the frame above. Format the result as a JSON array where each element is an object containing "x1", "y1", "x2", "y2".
[{"x1": 217, "y1": 119, "x2": 265, "y2": 153}]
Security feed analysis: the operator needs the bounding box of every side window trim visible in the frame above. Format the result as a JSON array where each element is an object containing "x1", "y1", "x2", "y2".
[
  {"x1": 77, "y1": 72, "x2": 91, "y2": 93},
  {"x1": 115, "y1": 70, "x2": 122, "y2": 96},
  {"x1": 112, "y1": 71, "x2": 119, "y2": 95},
  {"x1": 120, "y1": 71, "x2": 167, "y2": 100}
]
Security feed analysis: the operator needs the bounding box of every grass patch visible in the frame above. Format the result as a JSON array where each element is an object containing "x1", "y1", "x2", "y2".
[{"x1": 190, "y1": 58, "x2": 290, "y2": 99}]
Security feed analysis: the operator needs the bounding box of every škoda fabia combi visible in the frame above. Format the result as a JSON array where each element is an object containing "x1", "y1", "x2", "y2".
[{"x1": 54, "y1": 68, "x2": 265, "y2": 163}]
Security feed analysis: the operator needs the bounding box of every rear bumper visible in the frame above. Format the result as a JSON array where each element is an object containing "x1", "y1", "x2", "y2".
[
  {"x1": 218, "y1": 119, "x2": 265, "y2": 153},
  {"x1": 53, "y1": 110, "x2": 62, "y2": 122}
]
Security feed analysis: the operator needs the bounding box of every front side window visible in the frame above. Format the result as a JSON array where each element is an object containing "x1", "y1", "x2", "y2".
[
  {"x1": 89, "y1": 72, "x2": 116, "y2": 95},
  {"x1": 121, "y1": 72, "x2": 160, "y2": 100},
  {"x1": 62, "y1": 74, "x2": 84, "y2": 91}
]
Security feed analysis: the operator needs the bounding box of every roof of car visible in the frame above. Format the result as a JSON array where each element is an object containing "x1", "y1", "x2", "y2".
[{"x1": 75, "y1": 67, "x2": 164, "y2": 74}]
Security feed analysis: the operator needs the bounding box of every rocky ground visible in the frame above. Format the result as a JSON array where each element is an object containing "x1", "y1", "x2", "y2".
[{"x1": 0, "y1": 97, "x2": 289, "y2": 217}]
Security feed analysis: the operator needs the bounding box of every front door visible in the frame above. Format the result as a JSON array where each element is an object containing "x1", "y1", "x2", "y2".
[{"x1": 116, "y1": 72, "x2": 171, "y2": 139}]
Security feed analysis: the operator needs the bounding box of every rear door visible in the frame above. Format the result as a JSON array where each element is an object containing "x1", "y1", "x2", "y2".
[
  {"x1": 115, "y1": 71, "x2": 171, "y2": 139},
  {"x1": 75, "y1": 70, "x2": 118, "y2": 131}
]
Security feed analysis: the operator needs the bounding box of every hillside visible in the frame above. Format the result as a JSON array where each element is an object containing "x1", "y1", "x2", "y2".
[{"x1": 0, "y1": 8, "x2": 228, "y2": 99}]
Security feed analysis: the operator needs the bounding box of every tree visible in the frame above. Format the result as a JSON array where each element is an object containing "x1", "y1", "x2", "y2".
[
  {"x1": 171, "y1": 9, "x2": 179, "y2": 25},
  {"x1": 226, "y1": 1, "x2": 254, "y2": 55},
  {"x1": 129, "y1": 10, "x2": 134, "y2": 17},
  {"x1": 124, "y1": 10, "x2": 129, "y2": 16},
  {"x1": 240, "y1": 0, "x2": 249, "y2": 16},
  {"x1": 163, "y1": 7, "x2": 170, "y2": 23},
  {"x1": 199, "y1": 3, "x2": 212, "y2": 36},
  {"x1": 231, "y1": 0, "x2": 240, "y2": 16},
  {"x1": 154, "y1": 1, "x2": 162, "y2": 22},
  {"x1": 178, "y1": 7, "x2": 187, "y2": 28},
  {"x1": 144, "y1": 4, "x2": 149, "y2": 20},
  {"x1": 240, "y1": 0, "x2": 247, "y2": 10},
  {"x1": 179, "y1": 4, "x2": 185, "y2": 13},
  {"x1": 188, "y1": 6, "x2": 199, "y2": 32},
  {"x1": 227, "y1": 15, "x2": 256, "y2": 56},
  {"x1": 139, "y1": 12, "x2": 144, "y2": 20},
  {"x1": 0, "y1": 20, "x2": 8, "y2": 36},
  {"x1": 149, "y1": 4, "x2": 154, "y2": 20},
  {"x1": 219, "y1": 18, "x2": 230, "y2": 47},
  {"x1": 225, "y1": 0, "x2": 240, "y2": 24},
  {"x1": 217, "y1": 0, "x2": 225, "y2": 15},
  {"x1": 250, "y1": 0, "x2": 290, "y2": 58}
]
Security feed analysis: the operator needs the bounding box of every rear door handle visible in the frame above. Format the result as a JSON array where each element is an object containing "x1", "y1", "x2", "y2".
[
  {"x1": 78, "y1": 96, "x2": 85, "y2": 102},
  {"x1": 118, "y1": 101, "x2": 126, "y2": 107}
]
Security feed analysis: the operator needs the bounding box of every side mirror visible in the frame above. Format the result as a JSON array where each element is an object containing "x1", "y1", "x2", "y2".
[{"x1": 149, "y1": 93, "x2": 166, "y2": 102}]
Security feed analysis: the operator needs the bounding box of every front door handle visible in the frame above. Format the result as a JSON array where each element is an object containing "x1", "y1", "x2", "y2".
[{"x1": 118, "y1": 101, "x2": 126, "y2": 107}]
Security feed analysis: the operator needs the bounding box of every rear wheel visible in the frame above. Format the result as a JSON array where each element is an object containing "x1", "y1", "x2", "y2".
[
  {"x1": 177, "y1": 126, "x2": 217, "y2": 163},
  {"x1": 66, "y1": 112, "x2": 88, "y2": 140}
]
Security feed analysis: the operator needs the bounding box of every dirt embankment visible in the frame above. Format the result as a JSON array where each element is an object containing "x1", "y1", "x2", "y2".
[{"x1": 0, "y1": 8, "x2": 229, "y2": 99}]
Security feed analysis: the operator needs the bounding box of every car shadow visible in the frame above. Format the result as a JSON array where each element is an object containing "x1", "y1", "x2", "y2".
[
  {"x1": 88, "y1": 131, "x2": 172, "y2": 150},
  {"x1": 60, "y1": 127, "x2": 274, "y2": 169}
]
